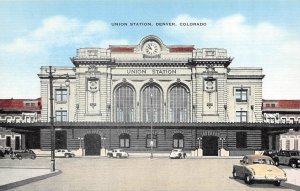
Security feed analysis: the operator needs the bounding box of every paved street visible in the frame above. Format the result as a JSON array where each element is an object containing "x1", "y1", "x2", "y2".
[{"x1": 1, "y1": 156, "x2": 300, "y2": 191}]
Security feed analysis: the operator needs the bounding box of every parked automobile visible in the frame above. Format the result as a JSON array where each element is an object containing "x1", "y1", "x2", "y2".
[
  {"x1": 232, "y1": 155, "x2": 287, "y2": 186},
  {"x1": 169, "y1": 149, "x2": 186, "y2": 159},
  {"x1": 0, "y1": 146, "x2": 11, "y2": 155},
  {"x1": 0, "y1": 150, "x2": 5, "y2": 157},
  {"x1": 55, "y1": 149, "x2": 75, "y2": 158},
  {"x1": 272, "y1": 150, "x2": 300, "y2": 168},
  {"x1": 262, "y1": 150, "x2": 278, "y2": 158},
  {"x1": 11, "y1": 149, "x2": 36, "y2": 160},
  {"x1": 107, "y1": 149, "x2": 129, "y2": 158}
]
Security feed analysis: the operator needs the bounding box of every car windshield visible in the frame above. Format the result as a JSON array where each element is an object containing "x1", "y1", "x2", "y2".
[{"x1": 252, "y1": 158, "x2": 273, "y2": 165}]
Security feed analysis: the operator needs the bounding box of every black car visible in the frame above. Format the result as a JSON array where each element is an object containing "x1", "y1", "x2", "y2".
[
  {"x1": 272, "y1": 150, "x2": 300, "y2": 168},
  {"x1": 11, "y1": 149, "x2": 36, "y2": 160},
  {"x1": 262, "y1": 150, "x2": 278, "y2": 158}
]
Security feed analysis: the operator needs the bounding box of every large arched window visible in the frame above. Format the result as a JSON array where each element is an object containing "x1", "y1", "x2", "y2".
[
  {"x1": 119, "y1": 133, "x2": 130, "y2": 148},
  {"x1": 169, "y1": 84, "x2": 190, "y2": 122},
  {"x1": 115, "y1": 85, "x2": 135, "y2": 122},
  {"x1": 173, "y1": 133, "x2": 184, "y2": 148},
  {"x1": 142, "y1": 85, "x2": 162, "y2": 122}
]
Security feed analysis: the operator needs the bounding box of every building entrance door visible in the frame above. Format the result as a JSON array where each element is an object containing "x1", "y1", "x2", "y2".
[
  {"x1": 202, "y1": 136, "x2": 218, "y2": 156},
  {"x1": 84, "y1": 134, "x2": 101, "y2": 156}
]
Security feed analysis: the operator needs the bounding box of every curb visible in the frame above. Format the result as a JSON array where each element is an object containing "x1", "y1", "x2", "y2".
[{"x1": 0, "y1": 169, "x2": 62, "y2": 191}]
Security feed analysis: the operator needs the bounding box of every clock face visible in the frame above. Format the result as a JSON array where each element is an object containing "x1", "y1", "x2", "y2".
[{"x1": 143, "y1": 41, "x2": 160, "y2": 56}]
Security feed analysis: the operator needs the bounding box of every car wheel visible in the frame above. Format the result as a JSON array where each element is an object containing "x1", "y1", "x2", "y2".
[
  {"x1": 244, "y1": 175, "x2": 253, "y2": 185},
  {"x1": 18, "y1": 156, "x2": 23, "y2": 160},
  {"x1": 232, "y1": 170, "x2": 237, "y2": 179},
  {"x1": 274, "y1": 160, "x2": 279, "y2": 166},
  {"x1": 65, "y1": 154, "x2": 70, "y2": 158},
  {"x1": 290, "y1": 162, "x2": 296, "y2": 168},
  {"x1": 273, "y1": 180, "x2": 281, "y2": 186},
  {"x1": 107, "y1": 154, "x2": 112, "y2": 158},
  {"x1": 31, "y1": 156, "x2": 36, "y2": 160},
  {"x1": 117, "y1": 154, "x2": 121, "y2": 158}
]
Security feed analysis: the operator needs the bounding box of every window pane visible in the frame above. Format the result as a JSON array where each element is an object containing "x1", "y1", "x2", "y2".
[
  {"x1": 115, "y1": 86, "x2": 135, "y2": 122},
  {"x1": 56, "y1": 111, "x2": 68, "y2": 122},
  {"x1": 142, "y1": 86, "x2": 162, "y2": 122},
  {"x1": 236, "y1": 89, "x2": 247, "y2": 102},
  {"x1": 236, "y1": 111, "x2": 247, "y2": 122},
  {"x1": 169, "y1": 85, "x2": 189, "y2": 122}
]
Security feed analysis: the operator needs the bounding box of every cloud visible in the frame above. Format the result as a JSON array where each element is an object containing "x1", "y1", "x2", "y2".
[
  {"x1": 0, "y1": 15, "x2": 128, "y2": 98},
  {"x1": 164, "y1": 14, "x2": 300, "y2": 99}
]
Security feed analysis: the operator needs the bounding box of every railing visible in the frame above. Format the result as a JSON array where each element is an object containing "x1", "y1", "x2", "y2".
[
  {"x1": 74, "y1": 48, "x2": 111, "y2": 59},
  {"x1": 193, "y1": 48, "x2": 228, "y2": 59}
]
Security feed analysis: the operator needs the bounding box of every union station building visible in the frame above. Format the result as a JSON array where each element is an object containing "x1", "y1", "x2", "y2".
[{"x1": 1, "y1": 35, "x2": 298, "y2": 156}]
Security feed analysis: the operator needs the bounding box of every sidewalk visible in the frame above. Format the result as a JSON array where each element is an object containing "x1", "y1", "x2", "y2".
[{"x1": 0, "y1": 166, "x2": 61, "y2": 190}]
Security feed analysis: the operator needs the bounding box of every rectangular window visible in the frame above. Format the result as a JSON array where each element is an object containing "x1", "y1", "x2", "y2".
[
  {"x1": 236, "y1": 89, "x2": 248, "y2": 102},
  {"x1": 236, "y1": 132, "x2": 247, "y2": 148},
  {"x1": 55, "y1": 89, "x2": 67, "y2": 102},
  {"x1": 290, "y1": 118, "x2": 295, "y2": 124},
  {"x1": 235, "y1": 111, "x2": 247, "y2": 122},
  {"x1": 56, "y1": 111, "x2": 68, "y2": 122},
  {"x1": 120, "y1": 139, "x2": 130, "y2": 148},
  {"x1": 294, "y1": 140, "x2": 298, "y2": 150},
  {"x1": 286, "y1": 140, "x2": 290, "y2": 150}
]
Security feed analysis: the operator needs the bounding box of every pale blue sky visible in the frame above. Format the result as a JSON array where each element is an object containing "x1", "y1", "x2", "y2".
[{"x1": 0, "y1": 0, "x2": 299, "y2": 99}]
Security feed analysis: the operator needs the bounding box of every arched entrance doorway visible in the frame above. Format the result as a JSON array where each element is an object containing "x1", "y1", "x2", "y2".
[
  {"x1": 202, "y1": 136, "x2": 218, "y2": 156},
  {"x1": 84, "y1": 134, "x2": 101, "y2": 156}
]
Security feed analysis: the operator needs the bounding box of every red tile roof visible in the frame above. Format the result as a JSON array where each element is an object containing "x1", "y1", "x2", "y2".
[
  {"x1": 169, "y1": 46, "x2": 194, "y2": 52},
  {"x1": 263, "y1": 100, "x2": 300, "y2": 109},
  {"x1": 0, "y1": 98, "x2": 41, "y2": 111},
  {"x1": 110, "y1": 47, "x2": 134, "y2": 52}
]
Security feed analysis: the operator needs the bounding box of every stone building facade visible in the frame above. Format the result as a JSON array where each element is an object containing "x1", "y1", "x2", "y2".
[{"x1": 37, "y1": 35, "x2": 266, "y2": 156}]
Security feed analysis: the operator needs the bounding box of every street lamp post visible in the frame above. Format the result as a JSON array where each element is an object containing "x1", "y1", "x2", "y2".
[
  {"x1": 78, "y1": 137, "x2": 83, "y2": 156},
  {"x1": 46, "y1": 66, "x2": 70, "y2": 172},
  {"x1": 197, "y1": 137, "x2": 202, "y2": 149},
  {"x1": 219, "y1": 137, "x2": 225, "y2": 148},
  {"x1": 48, "y1": 66, "x2": 55, "y2": 172},
  {"x1": 197, "y1": 137, "x2": 202, "y2": 156},
  {"x1": 101, "y1": 137, "x2": 107, "y2": 156}
]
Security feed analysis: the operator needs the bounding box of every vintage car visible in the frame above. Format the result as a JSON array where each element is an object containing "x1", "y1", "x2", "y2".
[
  {"x1": 272, "y1": 150, "x2": 300, "y2": 168},
  {"x1": 262, "y1": 150, "x2": 278, "y2": 158},
  {"x1": 107, "y1": 149, "x2": 129, "y2": 158},
  {"x1": 55, "y1": 149, "x2": 75, "y2": 158},
  {"x1": 232, "y1": 155, "x2": 287, "y2": 186},
  {"x1": 11, "y1": 149, "x2": 36, "y2": 160},
  {"x1": 169, "y1": 149, "x2": 186, "y2": 159}
]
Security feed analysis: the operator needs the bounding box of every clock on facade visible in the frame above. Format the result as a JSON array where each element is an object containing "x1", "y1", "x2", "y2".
[{"x1": 143, "y1": 41, "x2": 161, "y2": 56}]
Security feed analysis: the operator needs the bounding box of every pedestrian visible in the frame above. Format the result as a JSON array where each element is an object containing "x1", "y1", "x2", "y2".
[{"x1": 9, "y1": 147, "x2": 14, "y2": 157}]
